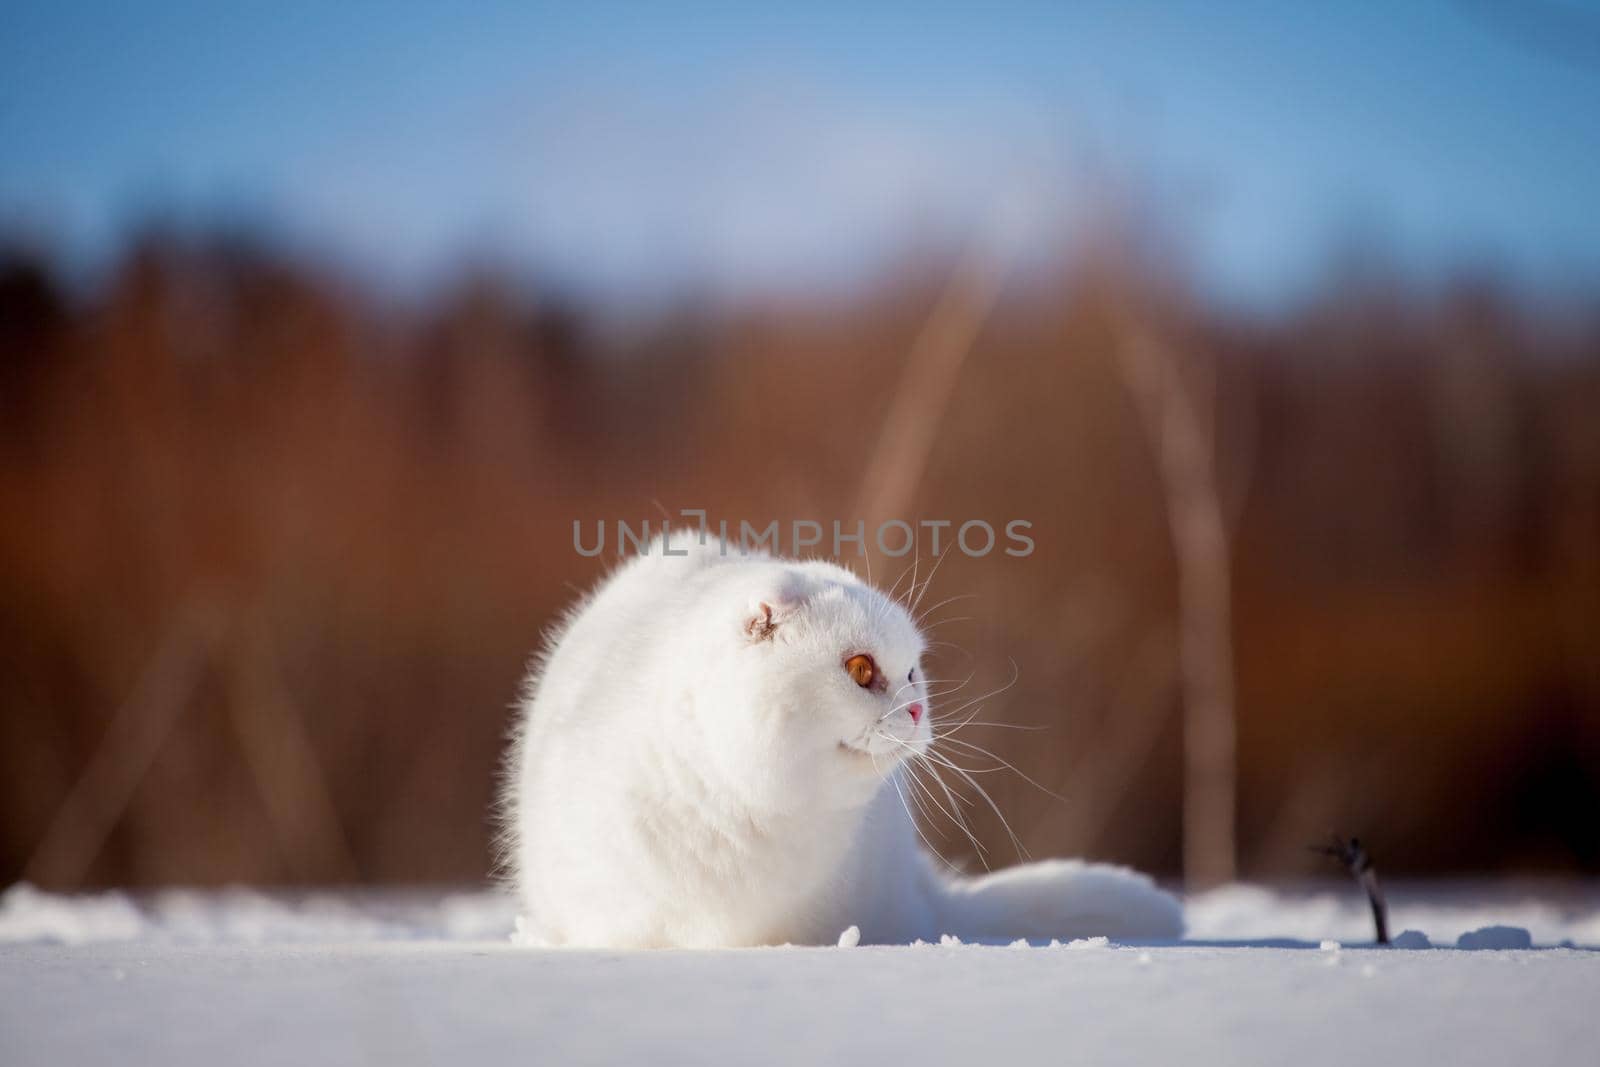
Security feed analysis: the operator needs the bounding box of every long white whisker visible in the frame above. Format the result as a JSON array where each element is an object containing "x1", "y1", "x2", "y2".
[
  {"x1": 900, "y1": 762, "x2": 943, "y2": 835},
  {"x1": 885, "y1": 555, "x2": 919, "y2": 608},
  {"x1": 883, "y1": 737, "x2": 992, "y2": 870},
  {"x1": 915, "y1": 592, "x2": 976, "y2": 628},
  {"x1": 914, "y1": 747, "x2": 1030, "y2": 860},
  {"x1": 885, "y1": 764, "x2": 961, "y2": 874},
  {"x1": 935, "y1": 735, "x2": 1068, "y2": 803},
  {"x1": 930, "y1": 658, "x2": 1019, "y2": 720},
  {"x1": 905, "y1": 754, "x2": 991, "y2": 868},
  {"x1": 900, "y1": 761, "x2": 949, "y2": 839},
  {"x1": 935, "y1": 719, "x2": 1048, "y2": 733},
  {"x1": 920, "y1": 614, "x2": 975, "y2": 631},
  {"x1": 922, "y1": 639, "x2": 974, "y2": 660},
  {"x1": 902, "y1": 546, "x2": 922, "y2": 610},
  {"x1": 908, "y1": 544, "x2": 954, "y2": 617}
]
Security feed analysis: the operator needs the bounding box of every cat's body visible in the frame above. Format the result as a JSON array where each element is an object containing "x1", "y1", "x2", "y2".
[{"x1": 503, "y1": 536, "x2": 1182, "y2": 947}]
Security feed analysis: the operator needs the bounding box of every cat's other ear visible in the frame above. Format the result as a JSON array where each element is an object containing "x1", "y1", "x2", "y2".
[{"x1": 745, "y1": 578, "x2": 807, "y2": 642}]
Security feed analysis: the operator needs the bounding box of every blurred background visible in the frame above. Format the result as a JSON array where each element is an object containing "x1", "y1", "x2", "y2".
[{"x1": 2, "y1": 2, "x2": 1598, "y2": 892}]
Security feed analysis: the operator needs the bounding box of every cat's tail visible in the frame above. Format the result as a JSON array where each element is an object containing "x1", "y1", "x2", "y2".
[{"x1": 929, "y1": 858, "x2": 1184, "y2": 943}]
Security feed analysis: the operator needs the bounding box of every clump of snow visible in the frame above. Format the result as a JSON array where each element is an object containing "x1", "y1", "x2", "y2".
[
  {"x1": 836, "y1": 925, "x2": 861, "y2": 948},
  {"x1": 1008, "y1": 938, "x2": 1029, "y2": 948},
  {"x1": 511, "y1": 915, "x2": 543, "y2": 946},
  {"x1": 0, "y1": 883, "x2": 521, "y2": 946},
  {"x1": 1319, "y1": 939, "x2": 1341, "y2": 952},
  {"x1": 1391, "y1": 929, "x2": 1432, "y2": 949},
  {"x1": 938, "y1": 933, "x2": 963, "y2": 946},
  {"x1": 1064, "y1": 936, "x2": 1110, "y2": 950},
  {"x1": 145, "y1": 888, "x2": 397, "y2": 943},
  {"x1": 0, "y1": 884, "x2": 145, "y2": 945},
  {"x1": 438, "y1": 891, "x2": 521, "y2": 940},
  {"x1": 1456, "y1": 925, "x2": 1533, "y2": 950}
]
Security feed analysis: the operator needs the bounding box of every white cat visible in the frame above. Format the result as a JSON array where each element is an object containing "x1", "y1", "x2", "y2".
[{"x1": 502, "y1": 535, "x2": 1182, "y2": 948}]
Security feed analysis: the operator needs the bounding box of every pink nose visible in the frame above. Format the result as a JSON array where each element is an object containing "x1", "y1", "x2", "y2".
[{"x1": 907, "y1": 702, "x2": 923, "y2": 724}]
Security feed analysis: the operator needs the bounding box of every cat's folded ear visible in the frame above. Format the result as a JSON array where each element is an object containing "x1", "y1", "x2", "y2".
[{"x1": 745, "y1": 575, "x2": 808, "y2": 642}]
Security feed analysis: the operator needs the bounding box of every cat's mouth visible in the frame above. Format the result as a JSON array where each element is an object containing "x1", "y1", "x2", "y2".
[
  {"x1": 839, "y1": 739, "x2": 889, "y2": 765},
  {"x1": 838, "y1": 734, "x2": 920, "y2": 765}
]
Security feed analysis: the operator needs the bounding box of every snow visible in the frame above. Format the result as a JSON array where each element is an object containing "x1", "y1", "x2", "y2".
[
  {"x1": 1063, "y1": 934, "x2": 1110, "y2": 949},
  {"x1": 836, "y1": 924, "x2": 861, "y2": 948},
  {"x1": 2, "y1": 881, "x2": 1598, "y2": 1066},
  {"x1": 0, "y1": 883, "x2": 146, "y2": 945},
  {"x1": 0, "y1": 882, "x2": 518, "y2": 945}
]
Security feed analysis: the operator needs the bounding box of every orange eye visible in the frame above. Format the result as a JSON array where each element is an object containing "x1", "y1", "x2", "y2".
[{"x1": 845, "y1": 654, "x2": 877, "y2": 689}]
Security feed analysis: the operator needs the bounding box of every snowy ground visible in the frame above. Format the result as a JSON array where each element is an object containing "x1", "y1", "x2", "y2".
[{"x1": 3, "y1": 881, "x2": 1598, "y2": 1066}]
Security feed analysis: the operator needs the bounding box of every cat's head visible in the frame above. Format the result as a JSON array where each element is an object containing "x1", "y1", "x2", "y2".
[{"x1": 692, "y1": 559, "x2": 932, "y2": 810}]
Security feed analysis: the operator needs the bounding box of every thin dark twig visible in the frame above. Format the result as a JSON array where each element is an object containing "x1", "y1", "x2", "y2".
[{"x1": 1313, "y1": 833, "x2": 1390, "y2": 945}]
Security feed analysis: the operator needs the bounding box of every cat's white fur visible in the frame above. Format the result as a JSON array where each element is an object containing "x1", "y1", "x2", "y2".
[{"x1": 502, "y1": 536, "x2": 1182, "y2": 947}]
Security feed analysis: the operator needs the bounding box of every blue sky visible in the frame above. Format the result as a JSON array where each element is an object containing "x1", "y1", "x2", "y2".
[{"x1": 4, "y1": 1, "x2": 1599, "y2": 304}]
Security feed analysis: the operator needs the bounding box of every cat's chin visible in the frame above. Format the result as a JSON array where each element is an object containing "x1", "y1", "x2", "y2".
[
  {"x1": 837, "y1": 739, "x2": 885, "y2": 767},
  {"x1": 837, "y1": 736, "x2": 923, "y2": 769}
]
